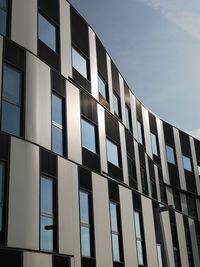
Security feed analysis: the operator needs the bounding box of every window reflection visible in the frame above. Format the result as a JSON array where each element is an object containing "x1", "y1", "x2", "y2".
[
  {"x1": 72, "y1": 47, "x2": 88, "y2": 79},
  {"x1": 106, "y1": 139, "x2": 119, "y2": 167},
  {"x1": 81, "y1": 118, "x2": 96, "y2": 153}
]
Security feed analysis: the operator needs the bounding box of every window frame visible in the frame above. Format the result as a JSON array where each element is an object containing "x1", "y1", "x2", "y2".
[
  {"x1": 134, "y1": 211, "x2": 145, "y2": 266},
  {"x1": 0, "y1": 161, "x2": 6, "y2": 245},
  {"x1": 125, "y1": 105, "x2": 132, "y2": 131},
  {"x1": 106, "y1": 138, "x2": 120, "y2": 167},
  {"x1": 182, "y1": 155, "x2": 192, "y2": 172},
  {"x1": 137, "y1": 120, "x2": 145, "y2": 145},
  {"x1": 81, "y1": 117, "x2": 97, "y2": 154},
  {"x1": 0, "y1": 0, "x2": 9, "y2": 36},
  {"x1": 98, "y1": 73, "x2": 109, "y2": 101},
  {"x1": 113, "y1": 91, "x2": 121, "y2": 117},
  {"x1": 165, "y1": 144, "x2": 176, "y2": 164},
  {"x1": 72, "y1": 46, "x2": 89, "y2": 80},
  {"x1": 150, "y1": 132, "x2": 159, "y2": 156}
]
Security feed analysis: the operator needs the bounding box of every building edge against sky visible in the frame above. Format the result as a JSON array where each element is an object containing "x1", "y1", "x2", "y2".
[{"x1": 0, "y1": 1, "x2": 199, "y2": 267}]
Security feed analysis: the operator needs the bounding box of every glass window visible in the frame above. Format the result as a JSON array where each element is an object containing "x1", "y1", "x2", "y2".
[
  {"x1": 141, "y1": 166, "x2": 148, "y2": 195},
  {"x1": 72, "y1": 47, "x2": 88, "y2": 79},
  {"x1": 38, "y1": 13, "x2": 57, "y2": 52},
  {"x1": 134, "y1": 211, "x2": 144, "y2": 265},
  {"x1": 173, "y1": 190, "x2": 181, "y2": 211},
  {"x1": 0, "y1": 162, "x2": 5, "y2": 235},
  {"x1": 40, "y1": 176, "x2": 55, "y2": 251},
  {"x1": 198, "y1": 165, "x2": 200, "y2": 175},
  {"x1": 166, "y1": 145, "x2": 176, "y2": 164},
  {"x1": 125, "y1": 105, "x2": 132, "y2": 131},
  {"x1": 80, "y1": 191, "x2": 91, "y2": 257},
  {"x1": 187, "y1": 195, "x2": 197, "y2": 219},
  {"x1": 113, "y1": 92, "x2": 120, "y2": 117},
  {"x1": 0, "y1": 0, "x2": 8, "y2": 36},
  {"x1": 182, "y1": 155, "x2": 192, "y2": 172},
  {"x1": 110, "y1": 202, "x2": 120, "y2": 262},
  {"x1": 52, "y1": 94, "x2": 64, "y2": 156},
  {"x1": 157, "y1": 244, "x2": 163, "y2": 267},
  {"x1": 137, "y1": 120, "x2": 144, "y2": 145},
  {"x1": 98, "y1": 74, "x2": 108, "y2": 100},
  {"x1": 106, "y1": 139, "x2": 119, "y2": 167},
  {"x1": 81, "y1": 119, "x2": 96, "y2": 153},
  {"x1": 1, "y1": 64, "x2": 22, "y2": 136},
  {"x1": 151, "y1": 132, "x2": 159, "y2": 156}
]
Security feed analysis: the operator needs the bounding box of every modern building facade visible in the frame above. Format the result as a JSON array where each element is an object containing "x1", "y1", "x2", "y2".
[{"x1": 0, "y1": 0, "x2": 199, "y2": 266}]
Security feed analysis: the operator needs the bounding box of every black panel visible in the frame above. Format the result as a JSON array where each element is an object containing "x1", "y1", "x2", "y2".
[
  {"x1": 51, "y1": 70, "x2": 66, "y2": 97},
  {"x1": 82, "y1": 258, "x2": 96, "y2": 267},
  {"x1": 111, "y1": 61, "x2": 120, "y2": 95},
  {"x1": 79, "y1": 166, "x2": 92, "y2": 191},
  {"x1": 138, "y1": 146, "x2": 145, "y2": 167},
  {"x1": 71, "y1": 7, "x2": 89, "y2": 57},
  {"x1": 163, "y1": 122, "x2": 175, "y2": 146},
  {"x1": 82, "y1": 148, "x2": 101, "y2": 173},
  {"x1": 0, "y1": 133, "x2": 10, "y2": 161},
  {"x1": 40, "y1": 148, "x2": 57, "y2": 178},
  {"x1": 4, "y1": 39, "x2": 25, "y2": 70},
  {"x1": 124, "y1": 81, "x2": 130, "y2": 107},
  {"x1": 108, "y1": 163, "x2": 123, "y2": 182},
  {"x1": 149, "y1": 112, "x2": 157, "y2": 133},
  {"x1": 125, "y1": 128, "x2": 134, "y2": 157},
  {"x1": 179, "y1": 131, "x2": 191, "y2": 156},
  {"x1": 148, "y1": 158, "x2": 155, "y2": 179},
  {"x1": 105, "y1": 111, "x2": 120, "y2": 143},
  {"x1": 0, "y1": 249, "x2": 22, "y2": 267},
  {"x1": 81, "y1": 92, "x2": 97, "y2": 123},
  {"x1": 136, "y1": 99, "x2": 142, "y2": 122},
  {"x1": 185, "y1": 171, "x2": 197, "y2": 194},
  {"x1": 168, "y1": 163, "x2": 180, "y2": 187},
  {"x1": 114, "y1": 262, "x2": 124, "y2": 267},
  {"x1": 96, "y1": 37, "x2": 108, "y2": 82},
  {"x1": 72, "y1": 68, "x2": 91, "y2": 93},
  {"x1": 158, "y1": 167, "x2": 163, "y2": 182},
  {"x1": 99, "y1": 94, "x2": 110, "y2": 110},
  {"x1": 53, "y1": 255, "x2": 71, "y2": 267},
  {"x1": 38, "y1": 41, "x2": 60, "y2": 72},
  {"x1": 153, "y1": 154, "x2": 161, "y2": 166},
  {"x1": 38, "y1": 0, "x2": 59, "y2": 24},
  {"x1": 132, "y1": 191, "x2": 142, "y2": 211},
  {"x1": 108, "y1": 180, "x2": 119, "y2": 202},
  {"x1": 194, "y1": 139, "x2": 200, "y2": 162}
]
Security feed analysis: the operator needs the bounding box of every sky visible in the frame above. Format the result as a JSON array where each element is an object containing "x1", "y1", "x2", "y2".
[{"x1": 69, "y1": 0, "x2": 200, "y2": 139}]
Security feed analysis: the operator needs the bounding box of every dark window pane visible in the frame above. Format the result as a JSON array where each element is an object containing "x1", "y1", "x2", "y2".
[
  {"x1": 125, "y1": 106, "x2": 131, "y2": 130},
  {"x1": 0, "y1": 162, "x2": 5, "y2": 233},
  {"x1": 0, "y1": 0, "x2": 7, "y2": 9},
  {"x1": 3, "y1": 64, "x2": 22, "y2": 105},
  {"x1": 113, "y1": 93, "x2": 120, "y2": 116},
  {"x1": 72, "y1": 47, "x2": 87, "y2": 79},
  {"x1": 128, "y1": 157, "x2": 134, "y2": 178},
  {"x1": 52, "y1": 125, "x2": 63, "y2": 156},
  {"x1": 1, "y1": 102, "x2": 21, "y2": 135},
  {"x1": 98, "y1": 74, "x2": 107, "y2": 99},
  {"x1": 81, "y1": 119, "x2": 96, "y2": 153},
  {"x1": 81, "y1": 226, "x2": 91, "y2": 257},
  {"x1": 38, "y1": 13, "x2": 57, "y2": 52},
  {"x1": 80, "y1": 191, "x2": 89, "y2": 224},
  {"x1": 52, "y1": 94, "x2": 63, "y2": 125},
  {"x1": 106, "y1": 139, "x2": 119, "y2": 167},
  {"x1": 0, "y1": 9, "x2": 6, "y2": 35},
  {"x1": 166, "y1": 145, "x2": 176, "y2": 164},
  {"x1": 151, "y1": 132, "x2": 159, "y2": 156},
  {"x1": 41, "y1": 177, "x2": 53, "y2": 214},
  {"x1": 182, "y1": 155, "x2": 192, "y2": 172},
  {"x1": 40, "y1": 216, "x2": 53, "y2": 251}
]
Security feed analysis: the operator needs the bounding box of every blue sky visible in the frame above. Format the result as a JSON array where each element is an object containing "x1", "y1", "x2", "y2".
[{"x1": 69, "y1": 0, "x2": 200, "y2": 139}]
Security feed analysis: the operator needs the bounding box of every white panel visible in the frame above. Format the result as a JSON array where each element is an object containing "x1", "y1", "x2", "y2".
[
  {"x1": 67, "y1": 81, "x2": 82, "y2": 164},
  {"x1": 180, "y1": 193, "x2": 188, "y2": 215},
  {"x1": 119, "y1": 74, "x2": 126, "y2": 124},
  {"x1": 23, "y1": 252, "x2": 52, "y2": 267},
  {"x1": 119, "y1": 186, "x2": 138, "y2": 267},
  {"x1": 175, "y1": 212, "x2": 189, "y2": 267},
  {"x1": 0, "y1": 36, "x2": 3, "y2": 106},
  {"x1": 11, "y1": 0, "x2": 37, "y2": 54},
  {"x1": 166, "y1": 187, "x2": 174, "y2": 207},
  {"x1": 160, "y1": 211, "x2": 175, "y2": 267},
  {"x1": 119, "y1": 123, "x2": 129, "y2": 185},
  {"x1": 189, "y1": 136, "x2": 200, "y2": 195},
  {"x1": 26, "y1": 52, "x2": 51, "y2": 149},
  {"x1": 141, "y1": 196, "x2": 158, "y2": 267},
  {"x1": 98, "y1": 104, "x2": 108, "y2": 173},
  {"x1": 106, "y1": 54, "x2": 114, "y2": 114},
  {"x1": 89, "y1": 27, "x2": 98, "y2": 100},
  {"x1": 58, "y1": 158, "x2": 78, "y2": 255},
  {"x1": 145, "y1": 154, "x2": 152, "y2": 197},
  {"x1": 8, "y1": 138, "x2": 39, "y2": 250},
  {"x1": 173, "y1": 128, "x2": 186, "y2": 190},
  {"x1": 130, "y1": 93, "x2": 138, "y2": 140},
  {"x1": 156, "y1": 118, "x2": 170, "y2": 184},
  {"x1": 134, "y1": 140, "x2": 142, "y2": 193},
  {"x1": 189, "y1": 218, "x2": 200, "y2": 267},
  {"x1": 154, "y1": 165, "x2": 161, "y2": 202},
  {"x1": 92, "y1": 173, "x2": 113, "y2": 267},
  {"x1": 60, "y1": 0, "x2": 72, "y2": 78},
  {"x1": 142, "y1": 106, "x2": 152, "y2": 158}
]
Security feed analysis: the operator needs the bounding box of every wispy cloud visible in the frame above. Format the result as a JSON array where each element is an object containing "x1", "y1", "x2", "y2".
[
  {"x1": 136, "y1": 0, "x2": 200, "y2": 41},
  {"x1": 187, "y1": 128, "x2": 200, "y2": 140}
]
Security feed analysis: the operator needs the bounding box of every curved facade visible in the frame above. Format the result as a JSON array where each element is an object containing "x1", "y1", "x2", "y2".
[{"x1": 0, "y1": 1, "x2": 199, "y2": 267}]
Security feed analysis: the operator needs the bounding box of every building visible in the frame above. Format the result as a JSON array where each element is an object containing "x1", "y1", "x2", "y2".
[{"x1": 0, "y1": 0, "x2": 199, "y2": 266}]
